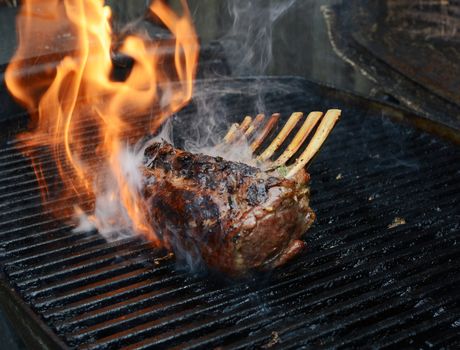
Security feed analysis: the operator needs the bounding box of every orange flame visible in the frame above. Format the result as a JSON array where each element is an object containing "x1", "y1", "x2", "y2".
[{"x1": 5, "y1": 0, "x2": 199, "y2": 242}]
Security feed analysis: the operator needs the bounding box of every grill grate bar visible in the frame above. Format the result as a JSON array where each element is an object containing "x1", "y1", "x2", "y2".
[
  {"x1": 5, "y1": 236, "x2": 138, "y2": 275},
  {"x1": 44, "y1": 278, "x2": 201, "y2": 327},
  {"x1": 315, "y1": 186, "x2": 458, "y2": 246},
  {"x1": 4, "y1": 235, "x2": 109, "y2": 272},
  {"x1": 24, "y1": 251, "x2": 166, "y2": 298},
  {"x1": 0, "y1": 225, "x2": 75, "y2": 249},
  {"x1": 32, "y1": 268, "x2": 186, "y2": 310},
  {"x1": 0, "y1": 211, "x2": 73, "y2": 235},
  {"x1": 1, "y1": 232, "x2": 93, "y2": 260},
  {"x1": 313, "y1": 166, "x2": 459, "y2": 215},
  {"x1": 332, "y1": 297, "x2": 460, "y2": 349},
  {"x1": 0, "y1": 217, "x2": 69, "y2": 241},
  {"x1": 297, "y1": 278, "x2": 460, "y2": 347},
  {"x1": 0, "y1": 109, "x2": 155, "y2": 156},
  {"x1": 58, "y1": 281, "x2": 209, "y2": 331},
  {"x1": 17, "y1": 191, "x2": 459, "y2": 326},
  {"x1": 311, "y1": 139, "x2": 448, "y2": 172},
  {"x1": 119, "y1": 254, "x2": 460, "y2": 350},
  {"x1": 410, "y1": 325, "x2": 460, "y2": 349},
  {"x1": 68, "y1": 291, "x2": 232, "y2": 346},
  {"x1": 72, "y1": 232, "x2": 458, "y2": 348},
  {"x1": 0, "y1": 193, "x2": 93, "y2": 220},
  {"x1": 209, "y1": 266, "x2": 460, "y2": 350},
  {"x1": 312, "y1": 157, "x2": 457, "y2": 202},
  {"x1": 16, "y1": 244, "x2": 156, "y2": 290}
]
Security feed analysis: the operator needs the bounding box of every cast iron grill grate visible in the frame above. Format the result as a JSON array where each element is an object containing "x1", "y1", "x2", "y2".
[{"x1": 0, "y1": 77, "x2": 459, "y2": 349}]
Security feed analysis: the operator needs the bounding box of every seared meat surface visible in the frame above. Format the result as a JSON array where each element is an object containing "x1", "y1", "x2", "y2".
[{"x1": 142, "y1": 141, "x2": 315, "y2": 275}]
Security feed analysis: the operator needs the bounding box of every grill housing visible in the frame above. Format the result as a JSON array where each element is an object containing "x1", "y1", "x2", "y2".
[{"x1": 0, "y1": 77, "x2": 459, "y2": 349}]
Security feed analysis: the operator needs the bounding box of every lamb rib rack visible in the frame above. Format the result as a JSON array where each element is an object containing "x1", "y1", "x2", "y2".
[{"x1": 142, "y1": 109, "x2": 341, "y2": 275}]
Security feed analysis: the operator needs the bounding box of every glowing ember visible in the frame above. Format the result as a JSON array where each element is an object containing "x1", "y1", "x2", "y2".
[{"x1": 5, "y1": 0, "x2": 199, "y2": 242}]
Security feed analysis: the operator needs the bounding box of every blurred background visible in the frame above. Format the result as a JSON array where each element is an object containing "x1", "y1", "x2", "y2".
[
  {"x1": 0, "y1": 0, "x2": 368, "y2": 91},
  {"x1": 109, "y1": 0, "x2": 373, "y2": 94}
]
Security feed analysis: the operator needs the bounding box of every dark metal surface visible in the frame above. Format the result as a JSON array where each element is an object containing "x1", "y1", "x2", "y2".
[
  {"x1": 0, "y1": 280, "x2": 66, "y2": 350},
  {"x1": 0, "y1": 77, "x2": 459, "y2": 349},
  {"x1": 323, "y1": 1, "x2": 460, "y2": 132},
  {"x1": 356, "y1": 1, "x2": 460, "y2": 106}
]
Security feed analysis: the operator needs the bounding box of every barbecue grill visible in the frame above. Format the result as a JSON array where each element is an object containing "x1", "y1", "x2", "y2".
[{"x1": 0, "y1": 75, "x2": 459, "y2": 349}]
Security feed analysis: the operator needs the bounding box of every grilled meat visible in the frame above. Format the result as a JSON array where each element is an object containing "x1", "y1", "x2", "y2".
[{"x1": 142, "y1": 141, "x2": 315, "y2": 275}]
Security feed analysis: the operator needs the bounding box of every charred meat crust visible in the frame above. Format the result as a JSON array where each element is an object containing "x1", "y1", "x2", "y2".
[{"x1": 143, "y1": 141, "x2": 315, "y2": 275}]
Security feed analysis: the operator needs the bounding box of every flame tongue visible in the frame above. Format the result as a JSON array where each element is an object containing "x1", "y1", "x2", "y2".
[{"x1": 6, "y1": 0, "x2": 199, "y2": 242}]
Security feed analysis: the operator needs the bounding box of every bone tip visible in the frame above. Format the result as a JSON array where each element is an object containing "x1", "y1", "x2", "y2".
[{"x1": 327, "y1": 109, "x2": 342, "y2": 117}]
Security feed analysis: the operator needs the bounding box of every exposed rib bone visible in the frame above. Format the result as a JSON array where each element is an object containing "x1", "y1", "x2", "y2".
[
  {"x1": 257, "y1": 112, "x2": 303, "y2": 161},
  {"x1": 287, "y1": 109, "x2": 341, "y2": 178},
  {"x1": 244, "y1": 114, "x2": 265, "y2": 138},
  {"x1": 251, "y1": 113, "x2": 280, "y2": 152},
  {"x1": 239, "y1": 116, "x2": 253, "y2": 133},
  {"x1": 272, "y1": 111, "x2": 323, "y2": 167},
  {"x1": 223, "y1": 123, "x2": 240, "y2": 144}
]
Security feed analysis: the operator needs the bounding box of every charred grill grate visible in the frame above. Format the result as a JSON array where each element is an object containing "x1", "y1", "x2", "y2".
[{"x1": 0, "y1": 77, "x2": 459, "y2": 349}]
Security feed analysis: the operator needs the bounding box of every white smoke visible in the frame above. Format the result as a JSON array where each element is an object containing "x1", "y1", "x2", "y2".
[
  {"x1": 73, "y1": 117, "x2": 175, "y2": 239},
  {"x1": 178, "y1": 0, "x2": 299, "y2": 161},
  {"x1": 221, "y1": 0, "x2": 298, "y2": 75},
  {"x1": 73, "y1": 143, "x2": 145, "y2": 239}
]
